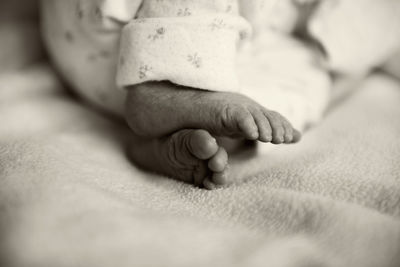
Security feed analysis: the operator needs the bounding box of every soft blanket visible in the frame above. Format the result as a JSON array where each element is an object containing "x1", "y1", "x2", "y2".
[
  {"x1": 0, "y1": 62, "x2": 400, "y2": 267},
  {"x1": 1, "y1": 3, "x2": 400, "y2": 264}
]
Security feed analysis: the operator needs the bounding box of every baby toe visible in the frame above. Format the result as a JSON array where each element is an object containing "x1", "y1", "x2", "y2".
[
  {"x1": 203, "y1": 178, "x2": 220, "y2": 190},
  {"x1": 265, "y1": 111, "x2": 285, "y2": 144},
  {"x1": 253, "y1": 110, "x2": 272, "y2": 143},
  {"x1": 281, "y1": 119, "x2": 294, "y2": 144},
  {"x1": 189, "y1": 129, "x2": 219, "y2": 160},
  {"x1": 236, "y1": 110, "x2": 259, "y2": 140},
  {"x1": 212, "y1": 166, "x2": 230, "y2": 185},
  {"x1": 292, "y1": 129, "x2": 302, "y2": 143},
  {"x1": 208, "y1": 147, "x2": 228, "y2": 173}
]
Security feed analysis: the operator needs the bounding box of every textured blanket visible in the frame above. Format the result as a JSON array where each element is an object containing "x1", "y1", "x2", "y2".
[
  {"x1": 0, "y1": 62, "x2": 400, "y2": 267},
  {"x1": 1, "y1": 3, "x2": 400, "y2": 264}
]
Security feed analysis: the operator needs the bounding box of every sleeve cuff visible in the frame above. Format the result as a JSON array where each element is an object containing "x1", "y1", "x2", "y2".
[{"x1": 116, "y1": 14, "x2": 250, "y2": 92}]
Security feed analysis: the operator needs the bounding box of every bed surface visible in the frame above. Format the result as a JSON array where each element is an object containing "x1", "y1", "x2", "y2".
[{"x1": 0, "y1": 64, "x2": 399, "y2": 267}]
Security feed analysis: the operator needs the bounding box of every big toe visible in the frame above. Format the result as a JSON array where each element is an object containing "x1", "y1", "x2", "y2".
[{"x1": 189, "y1": 129, "x2": 219, "y2": 160}]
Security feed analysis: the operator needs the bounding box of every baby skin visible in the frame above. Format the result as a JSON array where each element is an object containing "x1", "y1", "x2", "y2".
[{"x1": 125, "y1": 81, "x2": 301, "y2": 188}]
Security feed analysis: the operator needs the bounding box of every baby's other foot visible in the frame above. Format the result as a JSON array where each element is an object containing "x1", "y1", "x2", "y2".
[
  {"x1": 126, "y1": 82, "x2": 301, "y2": 144},
  {"x1": 128, "y1": 129, "x2": 229, "y2": 187}
]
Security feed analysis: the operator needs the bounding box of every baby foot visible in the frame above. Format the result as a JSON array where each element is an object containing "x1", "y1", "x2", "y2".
[
  {"x1": 204, "y1": 92, "x2": 301, "y2": 144},
  {"x1": 126, "y1": 82, "x2": 301, "y2": 144},
  {"x1": 127, "y1": 129, "x2": 229, "y2": 187}
]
